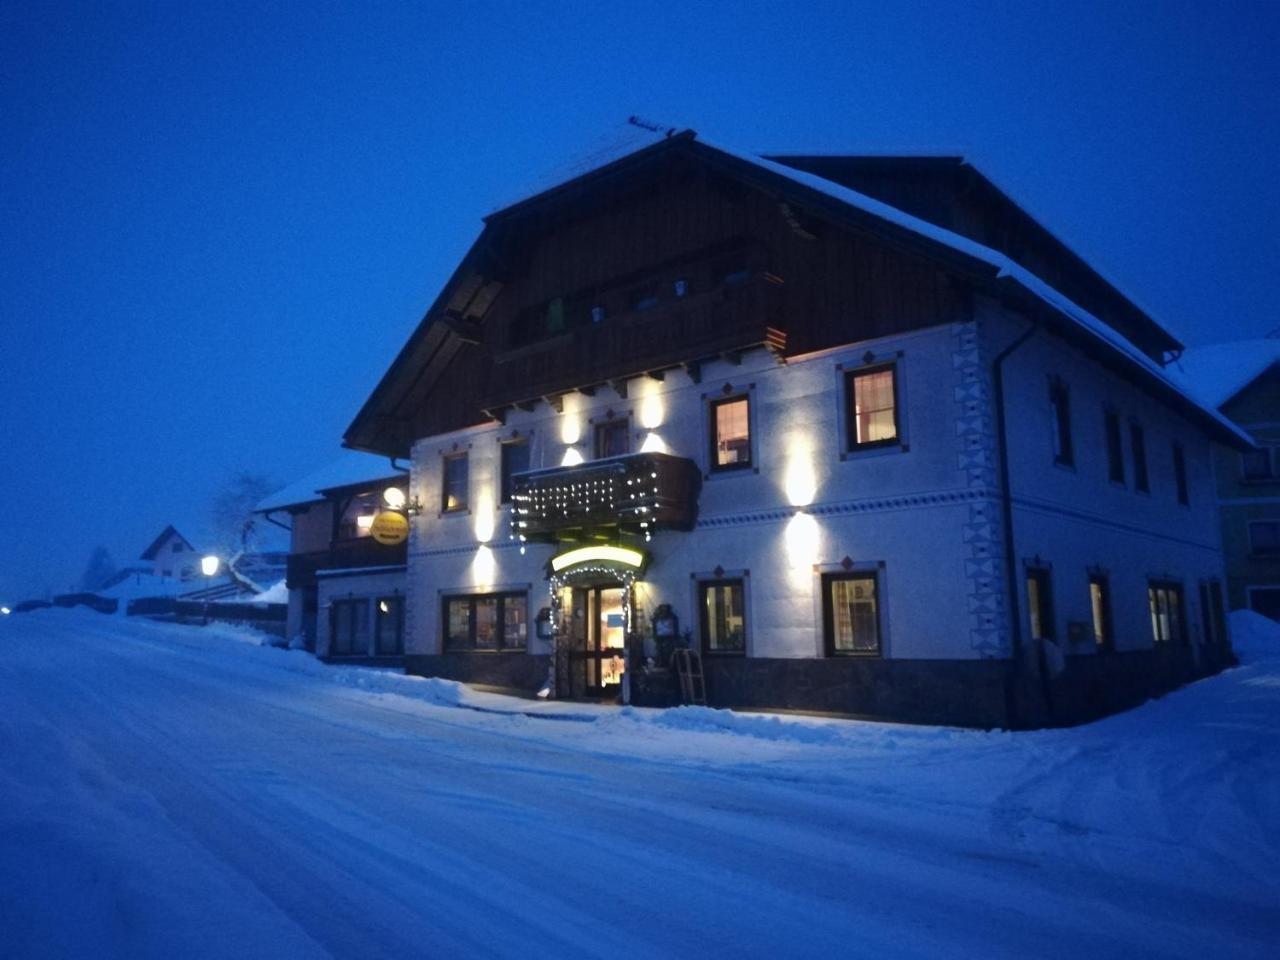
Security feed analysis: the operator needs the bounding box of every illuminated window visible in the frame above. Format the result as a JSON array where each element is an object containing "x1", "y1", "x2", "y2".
[
  {"x1": 375, "y1": 596, "x2": 404, "y2": 655},
  {"x1": 1026, "y1": 567, "x2": 1054, "y2": 640},
  {"x1": 845, "y1": 366, "x2": 898, "y2": 449},
  {"x1": 443, "y1": 592, "x2": 527, "y2": 652},
  {"x1": 709, "y1": 396, "x2": 751, "y2": 471},
  {"x1": 823, "y1": 572, "x2": 881, "y2": 656},
  {"x1": 700, "y1": 579, "x2": 746, "y2": 654},
  {"x1": 1089, "y1": 574, "x2": 1112, "y2": 652},
  {"x1": 442, "y1": 452, "x2": 469, "y2": 512},
  {"x1": 1148, "y1": 581, "x2": 1185, "y2": 644},
  {"x1": 500, "y1": 441, "x2": 530, "y2": 504}
]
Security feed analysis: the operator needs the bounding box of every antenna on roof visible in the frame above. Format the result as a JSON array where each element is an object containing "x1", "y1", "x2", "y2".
[{"x1": 628, "y1": 115, "x2": 678, "y2": 138}]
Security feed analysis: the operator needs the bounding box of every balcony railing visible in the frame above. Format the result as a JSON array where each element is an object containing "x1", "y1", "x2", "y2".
[
  {"x1": 286, "y1": 537, "x2": 408, "y2": 588},
  {"x1": 510, "y1": 451, "x2": 701, "y2": 543}
]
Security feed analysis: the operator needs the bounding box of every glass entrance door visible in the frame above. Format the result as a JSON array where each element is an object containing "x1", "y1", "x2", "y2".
[{"x1": 574, "y1": 584, "x2": 627, "y2": 697}]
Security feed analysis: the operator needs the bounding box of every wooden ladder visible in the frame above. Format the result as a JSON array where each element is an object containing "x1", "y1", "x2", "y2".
[{"x1": 673, "y1": 649, "x2": 706, "y2": 706}]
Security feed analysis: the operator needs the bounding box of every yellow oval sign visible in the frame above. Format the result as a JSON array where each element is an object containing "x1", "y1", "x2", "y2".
[{"x1": 369, "y1": 511, "x2": 409, "y2": 545}]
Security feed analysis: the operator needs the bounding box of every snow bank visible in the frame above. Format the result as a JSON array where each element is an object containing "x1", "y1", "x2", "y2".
[{"x1": 1230, "y1": 608, "x2": 1280, "y2": 660}]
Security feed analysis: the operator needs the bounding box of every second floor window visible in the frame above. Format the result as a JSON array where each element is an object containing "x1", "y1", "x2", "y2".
[
  {"x1": 1131, "y1": 422, "x2": 1150, "y2": 492},
  {"x1": 1242, "y1": 446, "x2": 1277, "y2": 481},
  {"x1": 442, "y1": 453, "x2": 469, "y2": 513},
  {"x1": 594, "y1": 419, "x2": 630, "y2": 459},
  {"x1": 846, "y1": 365, "x2": 898, "y2": 449},
  {"x1": 1050, "y1": 378, "x2": 1073, "y2": 466},
  {"x1": 1104, "y1": 409, "x2": 1125, "y2": 484},
  {"x1": 500, "y1": 441, "x2": 531, "y2": 504},
  {"x1": 709, "y1": 396, "x2": 752, "y2": 471},
  {"x1": 1173, "y1": 442, "x2": 1189, "y2": 505},
  {"x1": 1249, "y1": 520, "x2": 1280, "y2": 557}
]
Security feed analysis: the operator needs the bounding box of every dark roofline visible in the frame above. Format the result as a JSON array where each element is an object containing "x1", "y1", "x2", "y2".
[{"x1": 139, "y1": 525, "x2": 195, "y2": 561}]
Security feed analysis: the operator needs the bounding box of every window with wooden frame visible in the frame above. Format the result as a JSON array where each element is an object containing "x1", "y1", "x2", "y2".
[
  {"x1": 822, "y1": 571, "x2": 882, "y2": 656},
  {"x1": 1131, "y1": 422, "x2": 1150, "y2": 492},
  {"x1": 1172, "y1": 442, "x2": 1189, "y2": 505},
  {"x1": 1104, "y1": 409, "x2": 1125, "y2": 484},
  {"x1": 1089, "y1": 573, "x2": 1113, "y2": 652},
  {"x1": 1026, "y1": 567, "x2": 1055, "y2": 641},
  {"x1": 1148, "y1": 581, "x2": 1185, "y2": 644},
  {"x1": 845, "y1": 365, "x2": 899, "y2": 450},
  {"x1": 709, "y1": 395, "x2": 752, "y2": 472},
  {"x1": 699, "y1": 579, "x2": 746, "y2": 655},
  {"x1": 441, "y1": 452, "x2": 469, "y2": 513},
  {"x1": 443, "y1": 592, "x2": 528, "y2": 652},
  {"x1": 593, "y1": 418, "x2": 631, "y2": 459},
  {"x1": 330, "y1": 599, "x2": 370, "y2": 656},
  {"x1": 1049, "y1": 378, "x2": 1073, "y2": 467},
  {"x1": 374, "y1": 596, "x2": 405, "y2": 656},
  {"x1": 499, "y1": 440, "x2": 531, "y2": 504}
]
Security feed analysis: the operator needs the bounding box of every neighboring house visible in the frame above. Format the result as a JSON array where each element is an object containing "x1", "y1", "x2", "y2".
[
  {"x1": 257, "y1": 453, "x2": 410, "y2": 658},
  {"x1": 1171, "y1": 339, "x2": 1280, "y2": 620},
  {"x1": 342, "y1": 129, "x2": 1246, "y2": 727},
  {"x1": 138, "y1": 525, "x2": 200, "y2": 581}
]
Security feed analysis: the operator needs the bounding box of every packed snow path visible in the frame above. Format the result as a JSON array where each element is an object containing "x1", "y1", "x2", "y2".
[{"x1": 1, "y1": 612, "x2": 1277, "y2": 959}]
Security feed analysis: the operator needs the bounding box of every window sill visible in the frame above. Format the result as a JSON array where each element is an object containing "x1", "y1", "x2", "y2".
[
  {"x1": 704, "y1": 464, "x2": 758, "y2": 481},
  {"x1": 826, "y1": 649, "x2": 883, "y2": 658},
  {"x1": 841, "y1": 442, "x2": 907, "y2": 462}
]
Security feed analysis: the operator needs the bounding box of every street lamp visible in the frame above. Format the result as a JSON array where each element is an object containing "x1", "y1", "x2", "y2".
[{"x1": 200, "y1": 555, "x2": 221, "y2": 577}]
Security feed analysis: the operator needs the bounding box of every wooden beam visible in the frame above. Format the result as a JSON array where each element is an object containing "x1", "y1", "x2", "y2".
[
  {"x1": 543, "y1": 394, "x2": 564, "y2": 413},
  {"x1": 514, "y1": 400, "x2": 538, "y2": 412},
  {"x1": 683, "y1": 360, "x2": 702, "y2": 384},
  {"x1": 721, "y1": 350, "x2": 742, "y2": 366},
  {"x1": 578, "y1": 384, "x2": 597, "y2": 397},
  {"x1": 610, "y1": 379, "x2": 629, "y2": 399},
  {"x1": 482, "y1": 406, "x2": 507, "y2": 424},
  {"x1": 646, "y1": 369, "x2": 665, "y2": 381}
]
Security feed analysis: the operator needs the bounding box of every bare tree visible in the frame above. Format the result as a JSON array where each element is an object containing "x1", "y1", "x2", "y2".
[
  {"x1": 80, "y1": 546, "x2": 118, "y2": 592},
  {"x1": 209, "y1": 472, "x2": 276, "y2": 587}
]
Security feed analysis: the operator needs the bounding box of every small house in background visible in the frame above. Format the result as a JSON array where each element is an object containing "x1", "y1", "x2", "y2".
[
  {"x1": 257, "y1": 452, "x2": 410, "y2": 658},
  {"x1": 138, "y1": 525, "x2": 200, "y2": 581},
  {"x1": 1172, "y1": 339, "x2": 1280, "y2": 619}
]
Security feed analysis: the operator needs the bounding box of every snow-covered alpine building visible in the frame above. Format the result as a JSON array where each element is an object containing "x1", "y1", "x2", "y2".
[{"x1": 343, "y1": 129, "x2": 1246, "y2": 727}]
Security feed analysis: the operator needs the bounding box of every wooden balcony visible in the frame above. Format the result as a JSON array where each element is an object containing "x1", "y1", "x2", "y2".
[
  {"x1": 286, "y1": 537, "x2": 408, "y2": 588},
  {"x1": 510, "y1": 452, "x2": 701, "y2": 543}
]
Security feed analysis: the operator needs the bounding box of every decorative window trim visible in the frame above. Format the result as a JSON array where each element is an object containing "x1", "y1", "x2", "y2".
[
  {"x1": 816, "y1": 560, "x2": 887, "y2": 658},
  {"x1": 440, "y1": 450, "x2": 470, "y2": 516},
  {"x1": 440, "y1": 589, "x2": 530, "y2": 653},
  {"x1": 702, "y1": 384, "x2": 759, "y2": 479},
  {"x1": 590, "y1": 413, "x2": 633, "y2": 460},
  {"x1": 836, "y1": 353, "x2": 907, "y2": 460},
  {"x1": 690, "y1": 568, "x2": 751, "y2": 657}
]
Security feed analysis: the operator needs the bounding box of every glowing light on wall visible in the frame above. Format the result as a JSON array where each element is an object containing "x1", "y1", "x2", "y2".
[
  {"x1": 783, "y1": 434, "x2": 817, "y2": 507},
  {"x1": 382, "y1": 486, "x2": 406, "y2": 509},
  {"x1": 200, "y1": 555, "x2": 221, "y2": 577},
  {"x1": 550, "y1": 544, "x2": 646, "y2": 573},
  {"x1": 639, "y1": 431, "x2": 668, "y2": 453},
  {"x1": 560, "y1": 394, "x2": 582, "y2": 444},
  {"x1": 638, "y1": 382, "x2": 665, "y2": 429},
  {"x1": 784, "y1": 512, "x2": 820, "y2": 571},
  {"x1": 1, "y1": 606, "x2": 11, "y2": 616},
  {"x1": 472, "y1": 545, "x2": 496, "y2": 586},
  {"x1": 473, "y1": 491, "x2": 495, "y2": 542},
  {"x1": 561, "y1": 447, "x2": 584, "y2": 466}
]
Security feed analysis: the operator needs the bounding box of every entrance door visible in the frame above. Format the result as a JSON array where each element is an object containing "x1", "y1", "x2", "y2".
[{"x1": 573, "y1": 584, "x2": 627, "y2": 697}]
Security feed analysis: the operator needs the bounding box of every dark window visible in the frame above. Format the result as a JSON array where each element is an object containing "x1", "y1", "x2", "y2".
[
  {"x1": 443, "y1": 592, "x2": 527, "y2": 652},
  {"x1": 171, "y1": 541, "x2": 183, "y2": 553},
  {"x1": 1131, "y1": 422, "x2": 1149, "y2": 492},
  {"x1": 1027, "y1": 568, "x2": 1054, "y2": 640},
  {"x1": 1173, "y1": 443, "x2": 1189, "y2": 505},
  {"x1": 1089, "y1": 574, "x2": 1113, "y2": 652},
  {"x1": 1050, "y1": 378, "x2": 1073, "y2": 466},
  {"x1": 699, "y1": 579, "x2": 746, "y2": 654},
  {"x1": 822, "y1": 572, "x2": 881, "y2": 656},
  {"x1": 1105, "y1": 410, "x2": 1125, "y2": 484},
  {"x1": 709, "y1": 396, "x2": 752, "y2": 471},
  {"x1": 1249, "y1": 521, "x2": 1280, "y2": 556},
  {"x1": 1148, "y1": 581, "x2": 1185, "y2": 644},
  {"x1": 500, "y1": 441, "x2": 531, "y2": 504},
  {"x1": 845, "y1": 365, "x2": 899, "y2": 450},
  {"x1": 330, "y1": 599, "x2": 370, "y2": 656},
  {"x1": 1209, "y1": 580, "x2": 1227, "y2": 644},
  {"x1": 375, "y1": 596, "x2": 405, "y2": 655},
  {"x1": 1242, "y1": 447, "x2": 1275, "y2": 482},
  {"x1": 442, "y1": 453, "x2": 468, "y2": 512},
  {"x1": 594, "y1": 419, "x2": 630, "y2": 459}
]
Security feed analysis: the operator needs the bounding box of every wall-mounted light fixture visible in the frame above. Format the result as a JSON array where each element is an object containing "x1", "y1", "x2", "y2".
[{"x1": 200, "y1": 555, "x2": 221, "y2": 577}]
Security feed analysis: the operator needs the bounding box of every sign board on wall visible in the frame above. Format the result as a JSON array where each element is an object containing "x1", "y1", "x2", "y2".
[{"x1": 370, "y1": 511, "x2": 409, "y2": 545}]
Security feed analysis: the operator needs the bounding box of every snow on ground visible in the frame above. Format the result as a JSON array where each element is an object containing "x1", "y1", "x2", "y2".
[{"x1": 1, "y1": 611, "x2": 1277, "y2": 959}]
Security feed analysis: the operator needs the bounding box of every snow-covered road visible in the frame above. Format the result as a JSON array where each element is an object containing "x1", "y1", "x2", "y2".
[{"x1": 1, "y1": 611, "x2": 1277, "y2": 959}]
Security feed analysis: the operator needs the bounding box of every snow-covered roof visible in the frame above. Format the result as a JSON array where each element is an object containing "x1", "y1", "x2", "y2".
[
  {"x1": 256, "y1": 451, "x2": 405, "y2": 513},
  {"x1": 139, "y1": 525, "x2": 197, "y2": 560},
  {"x1": 489, "y1": 129, "x2": 1251, "y2": 448},
  {"x1": 1167, "y1": 339, "x2": 1280, "y2": 411}
]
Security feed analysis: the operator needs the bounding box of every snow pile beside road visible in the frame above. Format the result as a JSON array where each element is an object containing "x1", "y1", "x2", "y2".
[{"x1": 1230, "y1": 608, "x2": 1280, "y2": 660}]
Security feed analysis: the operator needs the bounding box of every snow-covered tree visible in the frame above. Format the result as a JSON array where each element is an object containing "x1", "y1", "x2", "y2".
[
  {"x1": 80, "y1": 546, "x2": 118, "y2": 592},
  {"x1": 208, "y1": 472, "x2": 276, "y2": 585}
]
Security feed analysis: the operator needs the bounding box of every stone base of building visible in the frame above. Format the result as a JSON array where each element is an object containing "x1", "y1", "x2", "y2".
[{"x1": 405, "y1": 642, "x2": 1236, "y2": 729}]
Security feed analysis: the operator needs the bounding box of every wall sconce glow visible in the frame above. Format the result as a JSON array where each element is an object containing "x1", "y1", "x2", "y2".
[
  {"x1": 783, "y1": 435, "x2": 817, "y2": 507},
  {"x1": 356, "y1": 514, "x2": 376, "y2": 530},
  {"x1": 561, "y1": 447, "x2": 584, "y2": 467},
  {"x1": 383, "y1": 486, "x2": 406, "y2": 510},
  {"x1": 639, "y1": 431, "x2": 667, "y2": 454},
  {"x1": 473, "y1": 492, "x2": 495, "y2": 542},
  {"x1": 784, "y1": 512, "x2": 820, "y2": 570},
  {"x1": 200, "y1": 555, "x2": 221, "y2": 577},
  {"x1": 472, "y1": 545, "x2": 496, "y2": 586},
  {"x1": 0, "y1": 606, "x2": 11, "y2": 616},
  {"x1": 551, "y1": 544, "x2": 646, "y2": 573},
  {"x1": 560, "y1": 394, "x2": 582, "y2": 445},
  {"x1": 638, "y1": 383, "x2": 665, "y2": 429}
]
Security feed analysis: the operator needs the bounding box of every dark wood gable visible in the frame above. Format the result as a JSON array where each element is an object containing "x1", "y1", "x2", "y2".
[{"x1": 346, "y1": 140, "x2": 980, "y2": 456}]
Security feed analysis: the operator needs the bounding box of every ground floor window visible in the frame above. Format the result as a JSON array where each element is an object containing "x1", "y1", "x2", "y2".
[
  {"x1": 1089, "y1": 574, "x2": 1112, "y2": 652},
  {"x1": 330, "y1": 598, "x2": 370, "y2": 656},
  {"x1": 1026, "y1": 567, "x2": 1054, "y2": 641},
  {"x1": 375, "y1": 596, "x2": 405, "y2": 655},
  {"x1": 822, "y1": 571, "x2": 881, "y2": 656},
  {"x1": 699, "y1": 579, "x2": 746, "y2": 655},
  {"x1": 444, "y1": 592, "x2": 528, "y2": 651},
  {"x1": 1148, "y1": 581, "x2": 1186, "y2": 644}
]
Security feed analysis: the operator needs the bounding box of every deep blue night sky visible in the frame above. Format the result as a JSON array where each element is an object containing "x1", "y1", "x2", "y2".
[{"x1": 2, "y1": 0, "x2": 1278, "y2": 600}]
